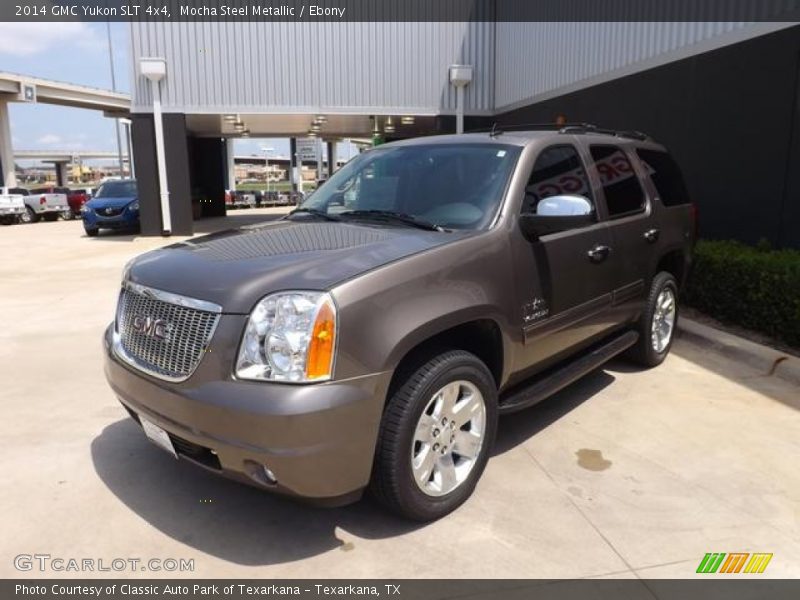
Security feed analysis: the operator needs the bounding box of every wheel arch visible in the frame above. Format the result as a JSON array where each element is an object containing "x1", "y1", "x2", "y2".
[{"x1": 385, "y1": 315, "x2": 507, "y2": 404}]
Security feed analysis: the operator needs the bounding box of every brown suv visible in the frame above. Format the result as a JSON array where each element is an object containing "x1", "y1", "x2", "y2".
[{"x1": 104, "y1": 126, "x2": 695, "y2": 520}]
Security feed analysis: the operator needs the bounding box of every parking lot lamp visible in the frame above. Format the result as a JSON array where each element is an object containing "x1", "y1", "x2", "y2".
[
  {"x1": 449, "y1": 65, "x2": 473, "y2": 134},
  {"x1": 139, "y1": 57, "x2": 171, "y2": 235}
]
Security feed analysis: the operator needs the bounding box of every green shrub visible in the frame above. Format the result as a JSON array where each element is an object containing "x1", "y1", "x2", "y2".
[{"x1": 684, "y1": 240, "x2": 800, "y2": 347}]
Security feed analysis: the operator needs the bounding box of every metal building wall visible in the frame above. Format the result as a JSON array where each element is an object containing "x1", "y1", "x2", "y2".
[
  {"x1": 494, "y1": 21, "x2": 797, "y2": 112},
  {"x1": 130, "y1": 21, "x2": 495, "y2": 115}
]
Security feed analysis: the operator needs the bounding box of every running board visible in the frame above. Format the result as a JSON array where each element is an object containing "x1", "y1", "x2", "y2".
[{"x1": 498, "y1": 330, "x2": 639, "y2": 414}]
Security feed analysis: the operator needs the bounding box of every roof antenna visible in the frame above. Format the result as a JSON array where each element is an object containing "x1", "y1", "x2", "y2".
[{"x1": 489, "y1": 122, "x2": 502, "y2": 137}]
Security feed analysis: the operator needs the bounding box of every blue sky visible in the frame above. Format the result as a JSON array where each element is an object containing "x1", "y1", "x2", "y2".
[{"x1": 0, "y1": 22, "x2": 298, "y2": 164}]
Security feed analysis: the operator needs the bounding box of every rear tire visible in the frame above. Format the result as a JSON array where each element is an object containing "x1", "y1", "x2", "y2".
[
  {"x1": 627, "y1": 271, "x2": 679, "y2": 367},
  {"x1": 0, "y1": 216, "x2": 17, "y2": 225},
  {"x1": 370, "y1": 350, "x2": 498, "y2": 521}
]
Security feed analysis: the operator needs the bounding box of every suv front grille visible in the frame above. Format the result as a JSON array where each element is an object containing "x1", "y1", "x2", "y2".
[{"x1": 115, "y1": 283, "x2": 221, "y2": 381}]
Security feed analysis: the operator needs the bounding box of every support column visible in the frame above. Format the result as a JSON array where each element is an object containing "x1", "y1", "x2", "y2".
[
  {"x1": 0, "y1": 100, "x2": 17, "y2": 188},
  {"x1": 131, "y1": 112, "x2": 193, "y2": 236},
  {"x1": 326, "y1": 140, "x2": 337, "y2": 177},
  {"x1": 54, "y1": 161, "x2": 69, "y2": 186},
  {"x1": 225, "y1": 138, "x2": 236, "y2": 190},
  {"x1": 316, "y1": 138, "x2": 324, "y2": 182}
]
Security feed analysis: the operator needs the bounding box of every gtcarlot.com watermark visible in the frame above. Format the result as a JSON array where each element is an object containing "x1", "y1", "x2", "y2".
[{"x1": 14, "y1": 553, "x2": 194, "y2": 573}]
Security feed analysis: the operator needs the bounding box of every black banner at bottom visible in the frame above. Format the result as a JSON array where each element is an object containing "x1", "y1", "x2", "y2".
[{"x1": 5, "y1": 580, "x2": 800, "y2": 600}]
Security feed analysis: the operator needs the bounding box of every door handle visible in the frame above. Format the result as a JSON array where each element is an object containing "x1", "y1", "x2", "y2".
[
  {"x1": 643, "y1": 228, "x2": 660, "y2": 243},
  {"x1": 587, "y1": 244, "x2": 611, "y2": 263}
]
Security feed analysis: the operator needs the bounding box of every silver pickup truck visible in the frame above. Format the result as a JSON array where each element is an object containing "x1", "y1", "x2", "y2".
[
  {"x1": 3, "y1": 187, "x2": 69, "y2": 223},
  {"x1": 0, "y1": 190, "x2": 26, "y2": 225}
]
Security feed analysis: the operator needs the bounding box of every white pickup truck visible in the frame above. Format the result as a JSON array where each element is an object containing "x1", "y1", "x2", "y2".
[
  {"x1": 0, "y1": 189, "x2": 26, "y2": 225},
  {"x1": 2, "y1": 186, "x2": 69, "y2": 223}
]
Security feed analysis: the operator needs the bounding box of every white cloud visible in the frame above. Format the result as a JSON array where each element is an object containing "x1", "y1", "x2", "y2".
[
  {"x1": 0, "y1": 23, "x2": 96, "y2": 57},
  {"x1": 37, "y1": 134, "x2": 62, "y2": 145}
]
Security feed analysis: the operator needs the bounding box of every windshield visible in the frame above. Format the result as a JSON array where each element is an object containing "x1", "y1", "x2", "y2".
[
  {"x1": 95, "y1": 180, "x2": 137, "y2": 198},
  {"x1": 299, "y1": 143, "x2": 520, "y2": 230}
]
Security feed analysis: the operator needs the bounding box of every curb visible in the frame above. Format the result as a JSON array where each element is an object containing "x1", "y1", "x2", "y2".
[{"x1": 677, "y1": 317, "x2": 800, "y2": 387}]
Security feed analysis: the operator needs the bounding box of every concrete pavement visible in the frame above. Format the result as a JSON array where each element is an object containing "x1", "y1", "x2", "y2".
[{"x1": 1, "y1": 211, "x2": 798, "y2": 579}]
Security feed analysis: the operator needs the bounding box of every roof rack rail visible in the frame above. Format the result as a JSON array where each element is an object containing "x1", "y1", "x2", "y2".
[
  {"x1": 469, "y1": 122, "x2": 592, "y2": 136},
  {"x1": 469, "y1": 122, "x2": 650, "y2": 141},
  {"x1": 558, "y1": 124, "x2": 650, "y2": 140}
]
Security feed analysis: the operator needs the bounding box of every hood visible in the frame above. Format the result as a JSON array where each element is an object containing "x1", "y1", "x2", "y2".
[
  {"x1": 127, "y1": 219, "x2": 473, "y2": 313},
  {"x1": 87, "y1": 196, "x2": 137, "y2": 209}
]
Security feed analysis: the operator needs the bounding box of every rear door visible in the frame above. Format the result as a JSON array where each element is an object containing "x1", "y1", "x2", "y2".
[
  {"x1": 585, "y1": 144, "x2": 656, "y2": 321},
  {"x1": 513, "y1": 142, "x2": 617, "y2": 376}
]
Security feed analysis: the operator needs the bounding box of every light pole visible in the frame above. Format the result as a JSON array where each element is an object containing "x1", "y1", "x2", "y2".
[
  {"x1": 449, "y1": 64, "x2": 473, "y2": 134},
  {"x1": 261, "y1": 146, "x2": 274, "y2": 195},
  {"x1": 119, "y1": 118, "x2": 134, "y2": 178},
  {"x1": 106, "y1": 22, "x2": 125, "y2": 177},
  {"x1": 139, "y1": 57, "x2": 170, "y2": 235}
]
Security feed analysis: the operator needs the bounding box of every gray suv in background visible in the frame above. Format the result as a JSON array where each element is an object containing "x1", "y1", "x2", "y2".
[{"x1": 104, "y1": 125, "x2": 695, "y2": 520}]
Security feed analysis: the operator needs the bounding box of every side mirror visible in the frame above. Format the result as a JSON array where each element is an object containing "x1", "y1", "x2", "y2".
[{"x1": 520, "y1": 195, "x2": 595, "y2": 239}]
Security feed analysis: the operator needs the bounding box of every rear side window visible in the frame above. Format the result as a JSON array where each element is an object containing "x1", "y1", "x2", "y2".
[
  {"x1": 590, "y1": 145, "x2": 646, "y2": 218},
  {"x1": 523, "y1": 145, "x2": 593, "y2": 213},
  {"x1": 636, "y1": 149, "x2": 691, "y2": 207}
]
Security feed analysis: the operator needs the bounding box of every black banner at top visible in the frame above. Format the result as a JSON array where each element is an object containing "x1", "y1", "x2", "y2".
[{"x1": 4, "y1": 0, "x2": 800, "y2": 22}]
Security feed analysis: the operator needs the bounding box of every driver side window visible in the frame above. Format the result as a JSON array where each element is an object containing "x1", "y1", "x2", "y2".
[{"x1": 523, "y1": 145, "x2": 593, "y2": 214}]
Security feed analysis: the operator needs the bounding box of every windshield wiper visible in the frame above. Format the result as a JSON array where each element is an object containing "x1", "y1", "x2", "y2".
[
  {"x1": 286, "y1": 207, "x2": 340, "y2": 221},
  {"x1": 339, "y1": 210, "x2": 444, "y2": 232}
]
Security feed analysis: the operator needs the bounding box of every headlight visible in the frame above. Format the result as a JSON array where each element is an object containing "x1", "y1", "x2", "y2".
[
  {"x1": 128, "y1": 201, "x2": 139, "y2": 211},
  {"x1": 81, "y1": 205, "x2": 92, "y2": 213},
  {"x1": 236, "y1": 291, "x2": 337, "y2": 383}
]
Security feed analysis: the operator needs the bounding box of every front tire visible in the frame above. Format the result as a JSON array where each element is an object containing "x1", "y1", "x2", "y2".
[
  {"x1": 627, "y1": 271, "x2": 679, "y2": 367},
  {"x1": 84, "y1": 227, "x2": 99, "y2": 237},
  {"x1": 370, "y1": 350, "x2": 498, "y2": 521}
]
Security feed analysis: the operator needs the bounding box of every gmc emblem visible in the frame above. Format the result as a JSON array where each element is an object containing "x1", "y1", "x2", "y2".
[{"x1": 131, "y1": 315, "x2": 170, "y2": 342}]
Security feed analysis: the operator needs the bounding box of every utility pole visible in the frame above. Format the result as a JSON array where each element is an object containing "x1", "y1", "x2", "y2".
[{"x1": 107, "y1": 22, "x2": 125, "y2": 177}]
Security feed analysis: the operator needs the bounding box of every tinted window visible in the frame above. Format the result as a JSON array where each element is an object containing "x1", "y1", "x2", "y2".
[
  {"x1": 523, "y1": 145, "x2": 593, "y2": 213},
  {"x1": 590, "y1": 145, "x2": 646, "y2": 218},
  {"x1": 95, "y1": 180, "x2": 137, "y2": 198},
  {"x1": 9, "y1": 187, "x2": 28, "y2": 196},
  {"x1": 636, "y1": 149, "x2": 690, "y2": 207},
  {"x1": 302, "y1": 144, "x2": 520, "y2": 230}
]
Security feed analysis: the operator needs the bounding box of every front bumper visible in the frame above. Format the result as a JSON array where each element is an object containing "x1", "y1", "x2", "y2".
[
  {"x1": 103, "y1": 323, "x2": 391, "y2": 504},
  {"x1": 83, "y1": 210, "x2": 139, "y2": 230}
]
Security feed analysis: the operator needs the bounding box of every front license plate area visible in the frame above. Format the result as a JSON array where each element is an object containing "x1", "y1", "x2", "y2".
[{"x1": 140, "y1": 417, "x2": 177, "y2": 458}]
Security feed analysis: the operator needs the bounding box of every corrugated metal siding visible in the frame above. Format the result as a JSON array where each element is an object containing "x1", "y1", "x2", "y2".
[
  {"x1": 131, "y1": 21, "x2": 495, "y2": 114},
  {"x1": 494, "y1": 22, "x2": 796, "y2": 111}
]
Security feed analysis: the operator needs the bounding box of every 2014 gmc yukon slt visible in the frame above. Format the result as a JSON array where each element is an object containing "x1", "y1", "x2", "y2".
[{"x1": 104, "y1": 127, "x2": 695, "y2": 520}]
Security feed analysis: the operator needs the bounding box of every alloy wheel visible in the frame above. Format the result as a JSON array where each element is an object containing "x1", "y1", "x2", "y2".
[
  {"x1": 651, "y1": 287, "x2": 676, "y2": 353},
  {"x1": 411, "y1": 380, "x2": 486, "y2": 497}
]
